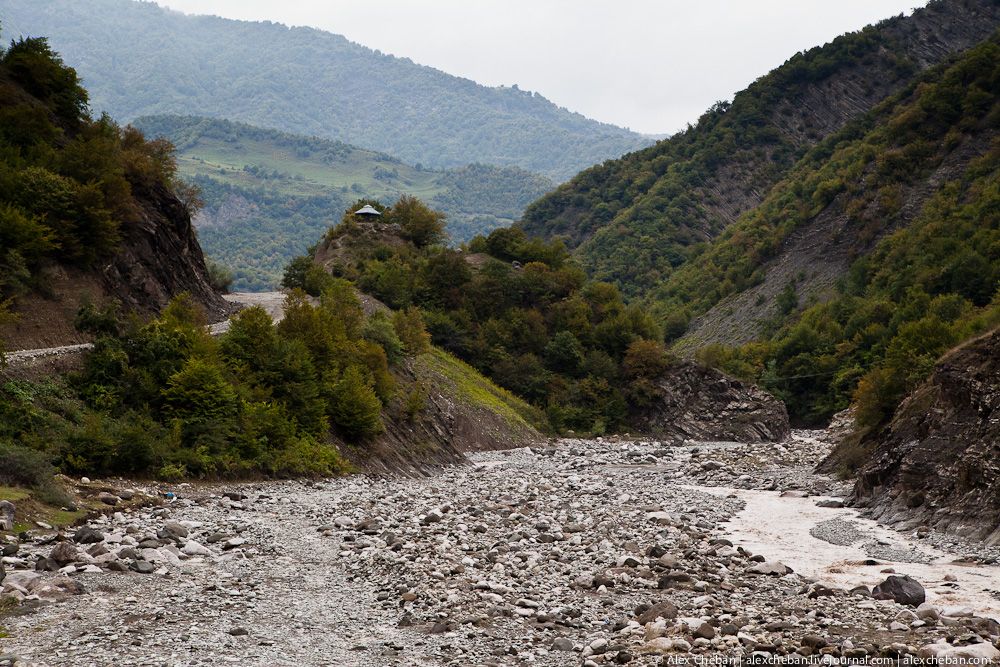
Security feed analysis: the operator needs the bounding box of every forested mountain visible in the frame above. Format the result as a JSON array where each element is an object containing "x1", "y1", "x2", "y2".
[
  {"x1": 521, "y1": 0, "x2": 999, "y2": 292},
  {"x1": 133, "y1": 116, "x2": 554, "y2": 291},
  {"x1": 676, "y1": 35, "x2": 999, "y2": 427},
  {"x1": 515, "y1": 0, "x2": 999, "y2": 433},
  {"x1": 0, "y1": 0, "x2": 650, "y2": 180},
  {"x1": 0, "y1": 35, "x2": 227, "y2": 352}
]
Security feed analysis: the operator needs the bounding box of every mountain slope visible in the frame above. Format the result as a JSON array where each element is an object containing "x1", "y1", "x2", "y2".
[
  {"x1": 0, "y1": 37, "x2": 228, "y2": 353},
  {"x1": 521, "y1": 0, "x2": 1000, "y2": 293},
  {"x1": 132, "y1": 115, "x2": 554, "y2": 291},
  {"x1": 674, "y1": 35, "x2": 1000, "y2": 424},
  {"x1": 0, "y1": 0, "x2": 649, "y2": 180}
]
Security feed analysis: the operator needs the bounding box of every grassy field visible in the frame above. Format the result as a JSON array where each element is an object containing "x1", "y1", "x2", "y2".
[{"x1": 175, "y1": 136, "x2": 447, "y2": 202}]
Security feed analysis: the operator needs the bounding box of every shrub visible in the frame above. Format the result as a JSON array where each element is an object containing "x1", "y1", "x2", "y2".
[
  {"x1": 206, "y1": 259, "x2": 234, "y2": 293},
  {"x1": 0, "y1": 441, "x2": 70, "y2": 506},
  {"x1": 852, "y1": 366, "x2": 906, "y2": 431},
  {"x1": 392, "y1": 307, "x2": 431, "y2": 356},
  {"x1": 326, "y1": 365, "x2": 383, "y2": 441},
  {"x1": 362, "y1": 312, "x2": 404, "y2": 364},
  {"x1": 388, "y1": 194, "x2": 446, "y2": 247}
]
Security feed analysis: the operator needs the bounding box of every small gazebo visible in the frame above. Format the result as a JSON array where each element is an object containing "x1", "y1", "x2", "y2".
[{"x1": 354, "y1": 204, "x2": 381, "y2": 219}]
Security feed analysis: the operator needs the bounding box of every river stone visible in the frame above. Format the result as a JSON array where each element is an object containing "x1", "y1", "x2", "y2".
[
  {"x1": 873, "y1": 575, "x2": 925, "y2": 606},
  {"x1": 73, "y1": 526, "x2": 105, "y2": 544},
  {"x1": 920, "y1": 641, "x2": 1000, "y2": 662},
  {"x1": 49, "y1": 541, "x2": 79, "y2": 565},
  {"x1": 636, "y1": 601, "x2": 678, "y2": 624},
  {"x1": 747, "y1": 560, "x2": 791, "y2": 576},
  {"x1": 97, "y1": 492, "x2": 120, "y2": 506},
  {"x1": 551, "y1": 637, "x2": 575, "y2": 651},
  {"x1": 130, "y1": 560, "x2": 155, "y2": 574},
  {"x1": 163, "y1": 521, "x2": 189, "y2": 539},
  {"x1": 0, "y1": 501, "x2": 14, "y2": 531},
  {"x1": 181, "y1": 540, "x2": 211, "y2": 556}
]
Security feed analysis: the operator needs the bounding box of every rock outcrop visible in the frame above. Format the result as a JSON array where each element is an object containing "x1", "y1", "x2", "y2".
[
  {"x1": 628, "y1": 361, "x2": 791, "y2": 442},
  {"x1": 103, "y1": 180, "x2": 231, "y2": 319},
  {"x1": 1, "y1": 181, "x2": 232, "y2": 351},
  {"x1": 849, "y1": 328, "x2": 1000, "y2": 542}
]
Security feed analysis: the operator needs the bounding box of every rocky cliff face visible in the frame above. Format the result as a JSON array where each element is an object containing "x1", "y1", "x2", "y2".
[
  {"x1": 848, "y1": 329, "x2": 1000, "y2": 543},
  {"x1": 1, "y1": 182, "x2": 231, "y2": 351},
  {"x1": 628, "y1": 362, "x2": 791, "y2": 443},
  {"x1": 103, "y1": 180, "x2": 230, "y2": 318}
]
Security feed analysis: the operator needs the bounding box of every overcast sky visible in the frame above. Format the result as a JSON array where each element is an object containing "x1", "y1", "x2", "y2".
[{"x1": 155, "y1": 0, "x2": 923, "y2": 135}]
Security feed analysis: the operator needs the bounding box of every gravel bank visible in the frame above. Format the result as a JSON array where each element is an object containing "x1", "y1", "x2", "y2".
[{"x1": 2, "y1": 435, "x2": 999, "y2": 666}]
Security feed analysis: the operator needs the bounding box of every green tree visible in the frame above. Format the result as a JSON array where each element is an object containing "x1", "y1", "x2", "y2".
[
  {"x1": 389, "y1": 194, "x2": 446, "y2": 248},
  {"x1": 326, "y1": 365, "x2": 383, "y2": 440}
]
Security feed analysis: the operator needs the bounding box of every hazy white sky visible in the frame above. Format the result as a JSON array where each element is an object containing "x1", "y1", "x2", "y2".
[{"x1": 155, "y1": 0, "x2": 922, "y2": 135}]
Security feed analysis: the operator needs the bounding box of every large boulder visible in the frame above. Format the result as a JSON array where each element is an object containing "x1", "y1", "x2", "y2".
[
  {"x1": 0, "y1": 501, "x2": 14, "y2": 531},
  {"x1": 872, "y1": 575, "x2": 925, "y2": 606},
  {"x1": 627, "y1": 361, "x2": 791, "y2": 442},
  {"x1": 49, "y1": 541, "x2": 80, "y2": 565}
]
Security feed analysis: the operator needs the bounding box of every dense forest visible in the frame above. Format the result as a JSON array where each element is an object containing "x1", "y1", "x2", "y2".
[
  {"x1": 133, "y1": 115, "x2": 554, "y2": 291},
  {"x1": 288, "y1": 200, "x2": 674, "y2": 435},
  {"x1": 0, "y1": 0, "x2": 650, "y2": 180}
]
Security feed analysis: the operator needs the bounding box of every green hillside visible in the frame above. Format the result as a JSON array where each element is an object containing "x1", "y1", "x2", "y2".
[
  {"x1": 520, "y1": 0, "x2": 999, "y2": 294},
  {"x1": 669, "y1": 36, "x2": 1000, "y2": 425},
  {"x1": 134, "y1": 115, "x2": 553, "y2": 291},
  {"x1": 0, "y1": 0, "x2": 649, "y2": 180}
]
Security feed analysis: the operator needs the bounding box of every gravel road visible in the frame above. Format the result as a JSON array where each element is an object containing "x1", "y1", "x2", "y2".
[{"x1": 5, "y1": 292, "x2": 286, "y2": 365}]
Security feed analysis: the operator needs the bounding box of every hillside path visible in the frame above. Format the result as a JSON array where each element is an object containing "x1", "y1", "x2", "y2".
[{"x1": 5, "y1": 292, "x2": 285, "y2": 365}]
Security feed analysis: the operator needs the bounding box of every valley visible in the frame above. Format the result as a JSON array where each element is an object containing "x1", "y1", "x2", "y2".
[
  {"x1": 131, "y1": 116, "x2": 554, "y2": 291},
  {"x1": 0, "y1": 1, "x2": 998, "y2": 664}
]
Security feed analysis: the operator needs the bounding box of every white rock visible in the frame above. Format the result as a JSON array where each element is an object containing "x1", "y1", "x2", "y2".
[{"x1": 181, "y1": 540, "x2": 211, "y2": 556}]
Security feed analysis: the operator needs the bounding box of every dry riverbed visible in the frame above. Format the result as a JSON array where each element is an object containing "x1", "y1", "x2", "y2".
[{"x1": 2, "y1": 433, "x2": 999, "y2": 666}]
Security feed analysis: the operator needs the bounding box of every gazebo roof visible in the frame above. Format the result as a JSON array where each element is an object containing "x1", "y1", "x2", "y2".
[{"x1": 354, "y1": 204, "x2": 381, "y2": 216}]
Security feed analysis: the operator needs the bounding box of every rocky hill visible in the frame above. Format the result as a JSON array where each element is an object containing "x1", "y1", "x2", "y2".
[
  {"x1": 627, "y1": 361, "x2": 790, "y2": 443},
  {"x1": 0, "y1": 0, "x2": 649, "y2": 180},
  {"x1": 521, "y1": 0, "x2": 999, "y2": 294},
  {"x1": 0, "y1": 37, "x2": 228, "y2": 352},
  {"x1": 843, "y1": 328, "x2": 1000, "y2": 542}
]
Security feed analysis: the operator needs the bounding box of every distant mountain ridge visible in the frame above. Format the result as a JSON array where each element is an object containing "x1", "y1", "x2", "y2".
[
  {"x1": 133, "y1": 115, "x2": 554, "y2": 290},
  {"x1": 0, "y1": 0, "x2": 650, "y2": 180}
]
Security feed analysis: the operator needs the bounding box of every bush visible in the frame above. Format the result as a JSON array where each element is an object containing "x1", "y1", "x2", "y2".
[
  {"x1": 0, "y1": 441, "x2": 70, "y2": 505},
  {"x1": 206, "y1": 259, "x2": 234, "y2": 293},
  {"x1": 388, "y1": 194, "x2": 446, "y2": 247},
  {"x1": 392, "y1": 307, "x2": 431, "y2": 356},
  {"x1": 362, "y1": 312, "x2": 404, "y2": 364},
  {"x1": 852, "y1": 366, "x2": 906, "y2": 431}
]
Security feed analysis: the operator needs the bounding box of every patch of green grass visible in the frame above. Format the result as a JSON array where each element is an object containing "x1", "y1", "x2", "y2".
[
  {"x1": 422, "y1": 347, "x2": 547, "y2": 433},
  {"x1": 45, "y1": 507, "x2": 87, "y2": 528},
  {"x1": 0, "y1": 486, "x2": 30, "y2": 502},
  {"x1": 176, "y1": 136, "x2": 446, "y2": 201}
]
